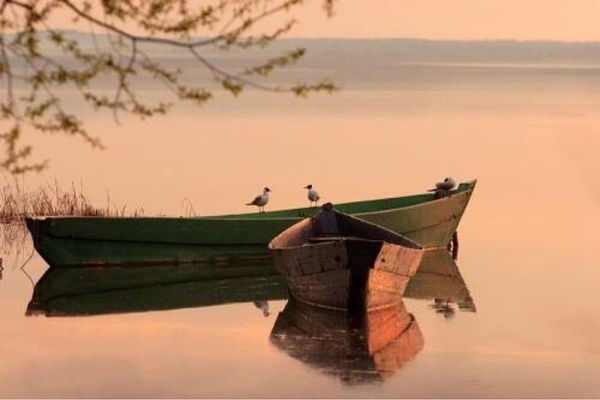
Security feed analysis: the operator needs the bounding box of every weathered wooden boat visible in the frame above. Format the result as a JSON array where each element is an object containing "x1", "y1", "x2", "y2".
[
  {"x1": 405, "y1": 248, "x2": 476, "y2": 313},
  {"x1": 26, "y1": 260, "x2": 288, "y2": 317},
  {"x1": 268, "y1": 205, "x2": 424, "y2": 311},
  {"x1": 269, "y1": 297, "x2": 423, "y2": 385},
  {"x1": 25, "y1": 179, "x2": 476, "y2": 268}
]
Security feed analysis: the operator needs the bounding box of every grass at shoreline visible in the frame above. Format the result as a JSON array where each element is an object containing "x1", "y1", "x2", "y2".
[{"x1": 0, "y1": 180, "x2": 143, "y2": 224}]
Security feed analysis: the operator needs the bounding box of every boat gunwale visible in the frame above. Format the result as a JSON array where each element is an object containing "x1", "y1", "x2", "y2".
[
  {"x1": 353, "y1": 180, "x2": 476, "y2": 218},
  {"x1": 269, "y1": 236, "x2": 391, "y2": 251},
  {"x1": 223, "y1": 179, "x2": 477, "y2": 220},
  {"x1": 268, "y1": 209, "x2": 425, "y2": 252},
  {"x1": 24, "y1": 180, "x2": 477, "y2": 223}
]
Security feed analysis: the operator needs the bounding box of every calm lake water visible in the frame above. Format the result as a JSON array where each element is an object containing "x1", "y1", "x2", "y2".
[{"x1": 1, "y1": 39, "x2": 600, "y2": 398}]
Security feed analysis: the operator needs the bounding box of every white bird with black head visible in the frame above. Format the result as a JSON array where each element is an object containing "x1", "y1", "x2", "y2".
[
  {"x1": 429, "y1": 176, "x2": 457, "y2": 198},
  {"x1": 246, "y1": 187, "x2": 271, "y2": 212},
  {"x1": 304, "y1": 184, "x2": 320, "y2": 207},
  {"x1": 433, "y1": 176, "x2": 456, "y2": 191}
]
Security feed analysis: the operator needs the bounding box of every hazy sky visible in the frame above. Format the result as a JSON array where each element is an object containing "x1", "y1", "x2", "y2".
[
  {"x1": 288, "y1": 0, "x2": 600, "y2": 41},
  {"x1": 45, "y1": 1, "x2": 600, "y2": 42}
]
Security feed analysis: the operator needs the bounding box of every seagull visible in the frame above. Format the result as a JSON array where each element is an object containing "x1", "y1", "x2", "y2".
[
  {"x1": 246, "y1": 187, "x2": 271, "y2": 212},
  {"x1": 429, "y1": 176, "x2": 457, "y2": 196},
  {"x1": 436, "y1": 176, "x2": 457, "y2": 191},
  {"x1": 304, "y1": 184, "x2": 320, "y2": 207}
]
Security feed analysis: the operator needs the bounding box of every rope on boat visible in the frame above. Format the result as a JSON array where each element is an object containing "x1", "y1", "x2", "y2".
[{"x1": 446, "y1": 231, "x2": 459, "y2": 261}]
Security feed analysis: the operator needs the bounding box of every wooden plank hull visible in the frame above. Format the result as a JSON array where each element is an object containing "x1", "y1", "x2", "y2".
[
  {"x1": 269, "y1": 209, "x2": 424, "y2": 312},
  {"x1": 27, "y1": 261, "x2": 288, "y2": 317},
  {"x1": 271, "y1": 240, "x2": 422, "y2": 311},
  {"x1": 25, "y1": 217, "x2": 289, "y2": 268},
  {"x1": 357, "y1": 185, "x2": 475, "y2": 248},
  {"x1": 25, "y1": 180, "x2": 475, "y2": 267},
  {"x1": 269, "y1": 298, "x2": 424, "y2": 384}
]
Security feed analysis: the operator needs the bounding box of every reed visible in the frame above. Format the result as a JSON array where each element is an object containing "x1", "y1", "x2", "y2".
[{"x1": 0, "y1": 179, "x2": 140, "y2": 223}]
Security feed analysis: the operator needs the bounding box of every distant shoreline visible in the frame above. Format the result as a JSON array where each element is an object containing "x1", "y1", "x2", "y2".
[{"x1": 12, "y1": 30, "x2": 600, "y2": 45}]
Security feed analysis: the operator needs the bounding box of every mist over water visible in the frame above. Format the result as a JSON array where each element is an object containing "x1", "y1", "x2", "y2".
[{"x1": 1, "y1": 39, "x2": 600, "y2": 398}]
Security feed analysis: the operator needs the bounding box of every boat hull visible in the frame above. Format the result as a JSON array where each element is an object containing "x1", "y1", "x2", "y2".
[
  {"x1": 25, "y1": 216, "x2": 292, "y2": 267},
  {"x1": 269, "y1": 210, "x2": 424, "y2": 311},
  {"x1": 356, "y1": 185, "x2": 475, "y2": 249},
  {"x1": 25, "y1": 180, "x2": 475, "y2": 267},
  {"x1": 271, "y1": 238, "x2": 423, "y2": 311}
]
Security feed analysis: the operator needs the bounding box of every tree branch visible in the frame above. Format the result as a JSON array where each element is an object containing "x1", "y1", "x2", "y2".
[
  {"x1": 189, "y1": 46, "x2": 281, "y2": 93},
  {"x1": 0, "y1": 0, "x2": 338, "y2": 173},
  {"x1": 112, "y1": 38, "x2": 137, "y2": 123}
]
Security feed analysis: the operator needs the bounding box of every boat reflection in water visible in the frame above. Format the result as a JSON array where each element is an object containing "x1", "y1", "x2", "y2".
[
  {"x1": 26, "y1": 260, "x2": 288, "y2": 317},
  {"x1": 405, "y1": 248, "x2": 476, "y2": 316},
  {"x1": 25, "y1": 245, "x2": 475, "y2": 386},
  {"x1": 270, "y1": 297, "x2": 424, "y2": 385},
  {"x1": 269, "y1": 247, "x2": 476, "y2": 384}
]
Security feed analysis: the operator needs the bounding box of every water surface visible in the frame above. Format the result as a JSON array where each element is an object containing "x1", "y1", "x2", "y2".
[{"x1": 1, "y1": 39, "x2": 599, "y2": 398}]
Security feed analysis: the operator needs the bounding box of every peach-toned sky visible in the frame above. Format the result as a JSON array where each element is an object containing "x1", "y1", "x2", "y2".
[
  {"x1": 46, "y1": 0, "x2": 600, "y2": 42},
  {"x1": 289, "y1": 0, "x2": 600, "y2": 41}
]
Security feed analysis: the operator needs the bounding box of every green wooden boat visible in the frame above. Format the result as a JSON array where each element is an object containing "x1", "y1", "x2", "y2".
[
  {"x1": 26, "y1": 261, "x2": 288, "y2": 317},
  {"x1": 25, "y1": 180, "x2": 476, "y2": 268}
]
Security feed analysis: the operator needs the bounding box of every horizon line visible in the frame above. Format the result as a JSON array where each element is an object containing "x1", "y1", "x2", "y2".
[{"x1": 30, "y1": 29, "x2": 600, "y2": 45}]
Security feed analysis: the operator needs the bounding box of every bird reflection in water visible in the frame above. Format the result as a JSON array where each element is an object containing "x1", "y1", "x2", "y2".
[
  {"x1": 432, "y1": 298, "x2": 456, "y2": 318},
  {"x1": 269, "y1": 298, "x2": 424, "y2": 385},
  {"x1": 253, "y1": 300, "x2": 270, "y2": 317},
  {"x1": 431, "y1": 293, "x2": 476, "y2": 319}
]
